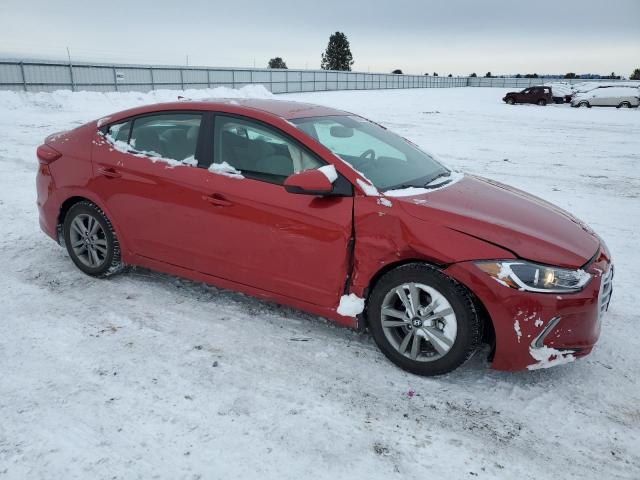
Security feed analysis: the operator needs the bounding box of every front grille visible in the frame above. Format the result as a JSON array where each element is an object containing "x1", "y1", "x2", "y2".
[{"x1": 599, "y1": 265, "x2": 614, "y2": 316}]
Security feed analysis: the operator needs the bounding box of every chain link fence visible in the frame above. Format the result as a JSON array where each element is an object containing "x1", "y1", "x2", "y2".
[{"x1": 0, "y1": 59, "x2": 628, "y2": 93}]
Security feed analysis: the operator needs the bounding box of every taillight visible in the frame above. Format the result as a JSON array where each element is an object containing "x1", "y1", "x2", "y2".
[{"x1": 37, "y1": 144, "x2": 62, "y2": 164}]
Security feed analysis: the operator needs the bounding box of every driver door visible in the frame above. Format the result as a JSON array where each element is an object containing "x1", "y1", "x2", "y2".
[{"x1": 192, "y1": 114, "x2": 354, "y2": 308}]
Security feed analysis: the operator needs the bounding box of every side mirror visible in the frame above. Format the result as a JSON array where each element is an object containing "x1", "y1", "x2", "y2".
[{"x1": 284, "y1": 169, "x2": 333, "y2": 195}]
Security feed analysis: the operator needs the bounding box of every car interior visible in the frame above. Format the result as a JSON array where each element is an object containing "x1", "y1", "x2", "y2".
[
  {"x1": 129, "y1": 116, "x2": 201, "y2": 161},
  {"x1": 214, "y1": 117, "x2": 322, "y2": 183}
]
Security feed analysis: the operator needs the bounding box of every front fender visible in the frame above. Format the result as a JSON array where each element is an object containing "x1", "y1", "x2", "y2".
[{"x1": 349, "y1": 195, "x2": 514, "y2": 297}]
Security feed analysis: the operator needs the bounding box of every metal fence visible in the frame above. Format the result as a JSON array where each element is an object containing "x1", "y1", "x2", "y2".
[
  {"x1": 0, "y1": 59, "x2": 630, "y2": 93},
  {"x1": 0, "y1": 59, "x2": 466, "y2": 93},
  {"x1": 466, "y1": 77, "x2": 625, "y2": 88}
]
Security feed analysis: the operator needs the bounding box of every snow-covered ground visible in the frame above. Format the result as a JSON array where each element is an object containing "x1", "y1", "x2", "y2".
[{"x1": 1, "y1": 86, "x2": 639, "y2": 479}]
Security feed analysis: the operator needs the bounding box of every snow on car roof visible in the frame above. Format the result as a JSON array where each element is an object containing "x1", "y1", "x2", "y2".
[
  {"x1": 572, "y1": 81, "x2": 640, "y2": 93},
  {"x1": 547, "y1": 82, "x2": 573, "y2": 96},
  {"x1": 575, "y1": 86, "x2": 640, "y2": 98}
]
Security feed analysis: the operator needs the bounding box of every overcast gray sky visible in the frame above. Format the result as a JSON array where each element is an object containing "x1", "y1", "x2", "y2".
[{"x1": 1, "y1": 0, "x2": 638, "y2": 75}]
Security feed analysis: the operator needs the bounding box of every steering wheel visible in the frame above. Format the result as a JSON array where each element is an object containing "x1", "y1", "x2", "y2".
[{"x1": 360, "y1": 149, "x2": 376, "y2": 161}]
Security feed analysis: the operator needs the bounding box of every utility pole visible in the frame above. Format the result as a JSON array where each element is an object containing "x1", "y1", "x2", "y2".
[
  {"x1": 66, "y1": 47, "x2": 75, "y2": 92},
  {"x1": 186, "y1": 54, "x2": 189, "y2": 66}
]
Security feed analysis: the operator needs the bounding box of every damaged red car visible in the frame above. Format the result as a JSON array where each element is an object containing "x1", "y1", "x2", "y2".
[{"x1": 36, "y1": 98, "x2": 613, "y2": 375}]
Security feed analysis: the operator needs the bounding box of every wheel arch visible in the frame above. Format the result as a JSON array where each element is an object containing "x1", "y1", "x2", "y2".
[
  {"x1": 360, "y1": 258, "x2": 496, "y2": 353},
  {"x1": 57, "y1": 195, "x2": 92, "y2": 244},
  {"x1": 55, "y1": 193, "x2": 129, "y2": 260}
]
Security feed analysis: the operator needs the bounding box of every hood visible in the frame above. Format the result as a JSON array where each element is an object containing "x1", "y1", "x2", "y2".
[{"x1": 396, "y1": 175, "x2": 599, "y2": 269}]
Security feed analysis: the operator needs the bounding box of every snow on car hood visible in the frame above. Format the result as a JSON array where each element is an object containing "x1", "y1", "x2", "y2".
[{"x1": 396, "y1": 175, "x2": 600, "y2": 269}]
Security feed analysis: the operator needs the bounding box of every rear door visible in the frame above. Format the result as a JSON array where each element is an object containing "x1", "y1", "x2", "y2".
[
  {"x1": 528, "y1": 88, "x2": 542, "y2": 104},
  {"x1": 194, "y1": 113, "x2": 354, "y2": 307},
  {"x1": 91, "y1": 111, "x2": 231, "y2": 270}
]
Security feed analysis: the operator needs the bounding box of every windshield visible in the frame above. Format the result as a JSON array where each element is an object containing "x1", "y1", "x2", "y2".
[{"x1": 290, "y1": 115, "x2": 449, "y2": 190}]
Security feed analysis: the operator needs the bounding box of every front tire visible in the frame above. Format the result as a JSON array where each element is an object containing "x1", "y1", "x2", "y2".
[
  {"x1": 367, "y1": 264, "x2": 481, "y2": 376},
  {"x1": 617, "y1": 101, "x2": 631, "y2": 109},
  {"x1": 63, "y1": 201, "x2": 123, "y2": 278},
  {"x1": 506, "y1": 98, "x2": 515, "y2": 105},
  {"x1": 578, "y1": 101, "x2": 591, "y2": 108}
]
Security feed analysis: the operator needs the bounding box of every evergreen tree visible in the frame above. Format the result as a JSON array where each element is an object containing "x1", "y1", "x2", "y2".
[
  {"x1": 268, "y1": 57, "x2": 288, "y2": 69},
  {"x1": 447, "y1": 74, "x2": 452, "y2": 77},
  {"x1": 485, "y1": 72, "x2": 492, "y2": 78},
  {"x1": 631, "y1": 68, "x2": 640, "y2": 80},
  {"x1": 515, "y1": 74, "x2": 522, "y2": 78},
  {"x1": 469, "y1": 73, "x2": 477, "y2": 77},
  {"x1": 433, "y1": 72, "x2": 438, "y2": 76},
  {"x1": 564, "y1": 72, "x2": 577, "y2": 79},
  {"x1": 392, "y1": 69, "x2": 403, "y2": 74},
  {"x1": 321, "y1": 32, "x2": 354, "y2": 71}
]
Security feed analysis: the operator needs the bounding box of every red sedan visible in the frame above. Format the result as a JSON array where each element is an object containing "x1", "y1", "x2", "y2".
[{"x1": 36, "y1": 98, "x2": 613, "y2": 375}]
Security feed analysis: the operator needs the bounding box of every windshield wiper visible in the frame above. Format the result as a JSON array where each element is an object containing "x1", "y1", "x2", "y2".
[{"x1": 424, "y1": 171, "x2": 452, "y2": 187}]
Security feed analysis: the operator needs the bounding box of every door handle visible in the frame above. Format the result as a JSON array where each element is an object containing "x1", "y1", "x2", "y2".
[
  {"x1": 97, "y1": 166, "x2": 122, "y2": 179},
  {"x1": 203, "y1": 194, "x2": 232, "y2": 207}
]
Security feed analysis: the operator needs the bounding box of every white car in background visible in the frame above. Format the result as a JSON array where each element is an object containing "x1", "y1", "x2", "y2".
[{"x1": 571, "y1": 86, "x2": 640, "y2": 108}]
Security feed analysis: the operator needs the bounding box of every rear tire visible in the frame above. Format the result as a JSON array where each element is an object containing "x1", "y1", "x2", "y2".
[
  {"x1": 367, "y1": 263, "x2": 481, "y2": 376},
  {"x1": 538, "y1": 99, "x2": 547, "y2": 106},
  {"x1": 63, "y1": 201, "x2": 123, "y2": 278}
]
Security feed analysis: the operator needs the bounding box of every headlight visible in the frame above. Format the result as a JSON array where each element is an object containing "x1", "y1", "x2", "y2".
[{"x1": 476, "y1": 260, "x2": 591, "y2": 293}]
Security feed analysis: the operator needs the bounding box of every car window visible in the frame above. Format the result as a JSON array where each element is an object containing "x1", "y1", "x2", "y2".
[
  {"x1": 315, "y1": 119, "x2": 407, "y2": 161},
  {"x1": 291, "y1": 115, "x2": 448, "y2": 190},
  {"x1": 127, "y1": 113, "x2": 202, "y2": 162},
  {"x1": 106, "y1": 121, "x2": 131, "y2": 143},
  {"x1": 213, "y1": 115, "x2": 323, "y2": 184}
]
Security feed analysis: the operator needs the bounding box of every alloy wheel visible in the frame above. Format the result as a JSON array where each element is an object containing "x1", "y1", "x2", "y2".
[
  {"x1": 68, "y1": 213, "x2": 109, "y2": 268},
  {"x1": 380, "y1": 282, "x2": 457, "y2": 362}
]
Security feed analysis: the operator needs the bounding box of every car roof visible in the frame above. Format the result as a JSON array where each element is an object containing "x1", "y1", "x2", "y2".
[
  {"x1": 193, "y1": 98, "x2": 351, "y2": 119},
  {"x1": 98, "y1": 98, "x2": 354, "y2": 130}
]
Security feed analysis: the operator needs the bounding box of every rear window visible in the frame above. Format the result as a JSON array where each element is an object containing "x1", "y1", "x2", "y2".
[
  {"x1": 129, "y1": 114, "x2": 202, "y2": 162},
  {"x1": 106, "y1": 121, "x2": 131, "y2": 143}
]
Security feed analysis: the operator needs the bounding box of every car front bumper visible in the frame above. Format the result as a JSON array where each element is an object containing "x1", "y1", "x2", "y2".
[{"x1": 445, "y1": 247, "x2": 612, "y2": 371}]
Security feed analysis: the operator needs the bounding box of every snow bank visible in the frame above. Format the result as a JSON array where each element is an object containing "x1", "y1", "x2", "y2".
[{"x1": 0, "y1": 84, "x2": 274, "y2": 113}]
